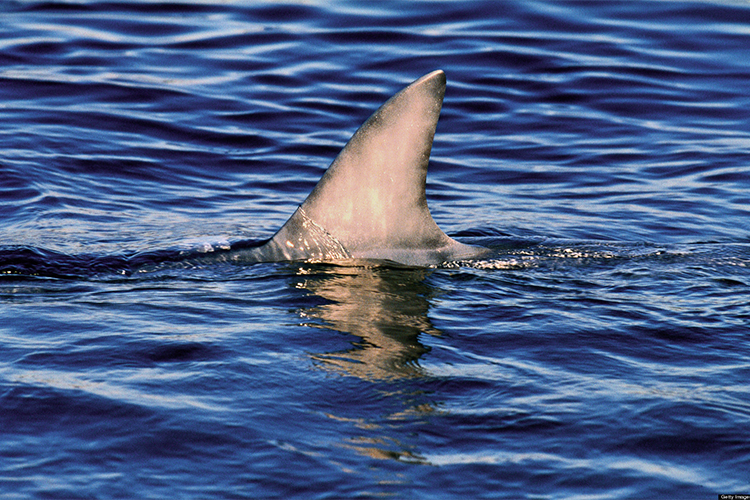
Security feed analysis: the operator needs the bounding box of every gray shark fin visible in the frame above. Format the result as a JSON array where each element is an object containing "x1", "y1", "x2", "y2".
[{"x1": 253, "y1": 70, "x2": 482, "y2": 266}]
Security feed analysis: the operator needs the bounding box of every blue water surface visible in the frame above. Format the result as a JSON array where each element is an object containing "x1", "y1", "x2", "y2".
[{"x1": 2, "y1": 1, "x2": 750, "y2": 498}]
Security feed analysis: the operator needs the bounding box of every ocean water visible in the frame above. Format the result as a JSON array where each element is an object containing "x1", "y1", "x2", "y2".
[{"x1": 2, "y1": 1, "x2": 750, "y2": 498}]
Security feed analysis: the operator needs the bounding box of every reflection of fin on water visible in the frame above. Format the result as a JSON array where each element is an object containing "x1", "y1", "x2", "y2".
[
  {"x1": 239, "y1": 70, "x2": 486, "y2": 267},
  {"x1": 300, "y1": 266, "x2": 439, "y2": 381},
  {"x1": 297, "y1": 266, "x2": 440, "y2": 464}
]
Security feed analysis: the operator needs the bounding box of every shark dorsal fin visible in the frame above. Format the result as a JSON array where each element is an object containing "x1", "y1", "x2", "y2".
[{"x1": 258, "y1": 70, "x2": 482, "y2": 266}]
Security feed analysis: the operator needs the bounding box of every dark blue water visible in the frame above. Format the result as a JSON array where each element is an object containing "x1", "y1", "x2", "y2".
[{"x1": 2, "y1": 1, "x2": 750, "y2": 498}]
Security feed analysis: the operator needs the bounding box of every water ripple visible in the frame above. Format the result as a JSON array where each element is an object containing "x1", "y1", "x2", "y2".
[{"x1": 2, "y1": 1, "x2": 750, "y2": 498}]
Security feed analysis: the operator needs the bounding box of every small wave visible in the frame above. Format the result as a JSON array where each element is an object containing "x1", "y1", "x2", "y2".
[{"x1": 0, "y1": 245, "x2": 180, "y2": 279}]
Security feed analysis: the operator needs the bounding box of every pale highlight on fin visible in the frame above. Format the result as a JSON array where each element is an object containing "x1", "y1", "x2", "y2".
[{"x1": 240, "y1": 70, "x2": 486, "y2": 266}]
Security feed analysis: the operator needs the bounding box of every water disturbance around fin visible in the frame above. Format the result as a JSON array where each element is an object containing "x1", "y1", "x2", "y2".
[{"x1": 242, "y1": 70, "x2": 485, "y2": 266}]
